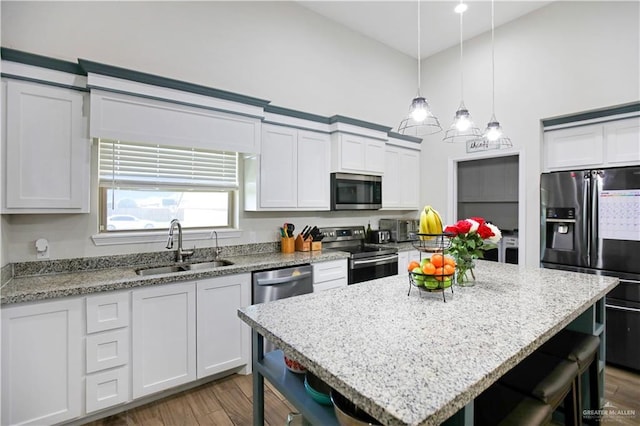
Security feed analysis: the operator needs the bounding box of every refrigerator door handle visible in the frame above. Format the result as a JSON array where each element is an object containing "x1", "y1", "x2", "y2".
[
  {"x1": 590, "y1": 170, "x2": 602, "y2": 267},
  {"x1": 582, "y1": 171, "x2": 591, "y2": 264}
]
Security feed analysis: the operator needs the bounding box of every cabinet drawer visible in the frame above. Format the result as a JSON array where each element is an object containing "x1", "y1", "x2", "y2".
[
  {"x1": 314, "y1": 279, "x2": 347, "y2": 292},
  {"x1": 86, "y1": 329, "x2": 129, "y2": 373},
  {"x1": 313, "y1": 260, "x2": 347, "y2": 284},
  {"x1": 85, "y1": 366, "x2": 130, "y2": 414},
  {"x1": 86, "y1": 291, "x2": 130, "y2": 333}
]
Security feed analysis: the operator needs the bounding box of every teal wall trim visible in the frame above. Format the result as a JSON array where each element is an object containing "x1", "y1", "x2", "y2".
[
  {"x1": 543, "y1": 102, "x2": 640, "y2": 127},
  {"x1": 1, "y1": 47, "x2": 86, "y2": 75},
  {"x1": 78, "y1": 58, "x2": 271, "y2": 108},
  {"x1": 261, "y1": 120, "x2": 331, "y2": 134},
  {"x1": 388, "y1": 131, "x2": 422, "y2": 144},
  {"x1": 264, "y1": 104, "x2": 330, "y2": 124},
  {"x1": 0, "y1": 73, "x2": 89, "y2": 92},
  {"x1": 329, "y1": 115, "x2": 393, "y2": 133}
]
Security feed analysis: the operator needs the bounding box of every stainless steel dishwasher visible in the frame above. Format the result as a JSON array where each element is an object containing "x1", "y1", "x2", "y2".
[{"x1": 252, "y1": 264, "x2": 313, "y2": 353}]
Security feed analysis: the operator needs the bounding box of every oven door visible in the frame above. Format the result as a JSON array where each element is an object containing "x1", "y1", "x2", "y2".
[{"x1": 349, "y1": 254, "x2": 398, "y2": 284}]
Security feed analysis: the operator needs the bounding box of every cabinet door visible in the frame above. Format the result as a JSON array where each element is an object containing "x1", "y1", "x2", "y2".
[
  {"x1": 543, "y1": 124, "x2": 604, "y2": 171},
  {"x1": 364, "y1": 139, "x2": 385, "y2": 174},
  {"x1": 297, "y1": 130, "x2": 330, "y2": 209},
  {"x1": 604, "y1": 117, "x2": 640, "y2": 166},
  {"x1": 338, "y1": 134, "x2": 367, "y2": 171},
  {"x1": 197, "y1": 274, "x2": 251, "y2": 378},
  {"x1": 4, "y1": 80, "x2": 89, "y2": 212},
  {"x1": 132, "y1": 282, "x2": 196, "y2": 398},
  {"x1": 398, "y1": 149, "x2": 420, "y2": 208},
  {"x1": 2, "y1": 298, "x2": 82, "y2": 426},
  {"x1": 382, "y1": 147, "x2": 401, "y2": 208},
  {"x1": 259, "y1": 125, "x2": 298, "y2": 208}
]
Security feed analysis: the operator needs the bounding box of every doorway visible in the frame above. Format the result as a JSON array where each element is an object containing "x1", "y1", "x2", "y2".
[{"x1": 452, "y1": 154, "x2": 521, "y2": 264}]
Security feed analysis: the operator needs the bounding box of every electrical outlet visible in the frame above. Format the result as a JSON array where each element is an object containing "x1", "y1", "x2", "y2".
[{"x1": 35, "y1": 238, "x2": 49, "y2": 259}]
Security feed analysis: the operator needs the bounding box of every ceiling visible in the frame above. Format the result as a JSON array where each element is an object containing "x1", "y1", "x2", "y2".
[{"x1": 298, "y1": 1, "x2": 553, "y2": 59}]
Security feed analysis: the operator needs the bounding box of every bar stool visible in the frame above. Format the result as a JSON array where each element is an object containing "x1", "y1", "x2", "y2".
[
  {"x1": 474, "y1": 382, "x2": 554, "y2": 426},
  {"x1": 538, "y1": 330, "x2": 601, "y2": 423},
  {"x1": 498, "y1": 351, "x2": 580, "y2": 426}
]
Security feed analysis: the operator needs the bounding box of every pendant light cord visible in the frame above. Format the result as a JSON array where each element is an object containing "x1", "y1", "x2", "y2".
[
  {"x1": 459, "y1": 1, "x2": 464, "y2": 101},
  {"x1": 417, "y1": 0, "x2": 421, "y2": 94},
  {"x1": 491, "y1": 0, "x2": 496, "y2": 116}
]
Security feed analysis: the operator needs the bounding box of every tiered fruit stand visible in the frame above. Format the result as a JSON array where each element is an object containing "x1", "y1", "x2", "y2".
[{"x1": 407, "y1": 232, "x2": 455, "y2": 302}]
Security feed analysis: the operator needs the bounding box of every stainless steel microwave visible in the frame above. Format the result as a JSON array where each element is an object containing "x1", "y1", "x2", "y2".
[{"x1": 330, "y1": 173, "x2": 382, "y2": 210}]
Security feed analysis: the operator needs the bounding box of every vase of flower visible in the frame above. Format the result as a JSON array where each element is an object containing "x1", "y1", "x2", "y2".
[{"x1": 444, "y1": 217, "x2": 502, "y2": 287}]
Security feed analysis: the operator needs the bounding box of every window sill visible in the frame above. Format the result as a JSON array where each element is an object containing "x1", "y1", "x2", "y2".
[{"x1": 91, "y1": 229, "x2": 242, "y2": 246}]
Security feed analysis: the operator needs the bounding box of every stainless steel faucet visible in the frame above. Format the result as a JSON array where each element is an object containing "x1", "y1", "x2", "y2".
[
  {"x1": 166, "y1": 219, "x2": 194, "y2": 262},
  {"x1": 213, "y1": 230, "x2": 222, "y2": 259}
]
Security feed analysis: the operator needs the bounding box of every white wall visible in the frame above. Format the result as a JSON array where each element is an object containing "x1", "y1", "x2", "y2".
[
  {"x1": 1, "y1": 1, "x2": 419, "y2": 262},
  {"x1": 1, "y1": 1, "x2": 638, "y2": 265},
  {"x1": 419, "y1": 1, "x2": 639, "y2": 267}
]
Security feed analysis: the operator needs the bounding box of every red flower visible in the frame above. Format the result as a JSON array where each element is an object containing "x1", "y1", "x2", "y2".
[
  {"x1": 445, "y1": 220, "x2": 472, "y2": 236},
  {"x1": 470, "y1": 217, "x2": 485, "y2": 226},
  {"x1": 477, "y1": 223, "x2": 495, "y2": 239}
]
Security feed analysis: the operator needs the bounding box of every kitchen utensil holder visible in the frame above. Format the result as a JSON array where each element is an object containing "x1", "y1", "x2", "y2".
[
  {"x1": 295, "y1": 235, "x2": 311, "y2": 252},
  {"x1": 281, "y1": 237, "x2": 295, "y2": 253}
]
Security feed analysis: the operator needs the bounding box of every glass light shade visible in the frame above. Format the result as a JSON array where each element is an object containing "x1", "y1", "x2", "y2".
[{"x1": 409, "y1": 97, "x2": 428, "y2": 122}]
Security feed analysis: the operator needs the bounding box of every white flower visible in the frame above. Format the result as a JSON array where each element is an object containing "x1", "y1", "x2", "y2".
[
  {"x1": 466, "y1": 219, "x2": 479, "y2": 233},
  {"x1": 486, "y1": 223, "x2": 502, "y2": 244}
]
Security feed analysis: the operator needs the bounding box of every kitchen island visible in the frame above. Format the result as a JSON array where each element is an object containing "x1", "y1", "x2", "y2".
[{"x1": 238, "y1": 260, "x2": 618, "y2": 426}]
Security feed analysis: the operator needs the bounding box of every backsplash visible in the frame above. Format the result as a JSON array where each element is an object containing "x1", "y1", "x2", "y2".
[{"x1": 10, "y1": 241, "x2": 279, "y2": 278}]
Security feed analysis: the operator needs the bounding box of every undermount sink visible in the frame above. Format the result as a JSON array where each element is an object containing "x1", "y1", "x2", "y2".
[{"x1": 135, "y1": 259, "x2": 234, "y2": 276}]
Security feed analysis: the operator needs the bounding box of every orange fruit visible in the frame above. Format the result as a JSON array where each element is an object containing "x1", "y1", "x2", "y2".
[
  {"x1": 444, "y1": 256, "x2": 456, "y2": 267},
  {"x1": 443, "y1": 264, "x2": 455, "y2": 276},
  {"x1": 422, "y1": 262, "x2": 436, "y2": 275},
  {"x1": 434, "y1": 267, "x2": 445, "y2": 281},
  {"x1": 407, "y1": 261, "x2": 420, "y2": 272},
  {"x1": 430, "y1": 254, "x2": 444, "y2": 268}
]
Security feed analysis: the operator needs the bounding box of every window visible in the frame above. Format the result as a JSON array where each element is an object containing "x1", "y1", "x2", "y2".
[{"x1": 98, "y1": 139, "x2": 237, "y2": 232}]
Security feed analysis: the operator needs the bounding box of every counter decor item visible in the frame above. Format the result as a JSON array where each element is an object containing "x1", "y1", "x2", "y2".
[
  {"x1": 444, "y1": 217, "x2": 501, "y2": 286},
  {"x1": 408, "y1": 235, "x2": 455, "y2": 302}
]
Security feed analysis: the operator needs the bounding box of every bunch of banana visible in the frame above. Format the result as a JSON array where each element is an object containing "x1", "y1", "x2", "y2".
[{"x1": 419, "y1": 205, "x2": 443, "y2": 240}]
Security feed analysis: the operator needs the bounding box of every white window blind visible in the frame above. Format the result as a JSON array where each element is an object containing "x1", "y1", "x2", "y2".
[{"x1": 98, "y1": 139, "x2": 238, "y2": 190}]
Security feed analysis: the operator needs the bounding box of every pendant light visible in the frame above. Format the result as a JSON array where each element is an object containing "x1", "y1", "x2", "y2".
[
  {"x1": 398, "y1": 0, "x2": 442, "y2": 137},
  {"x1": 443, "y1": 1, "x2": 481, "y2": 143},
  {"x1": 482, "y1": 0, "x2": 512, "y2": 148}
]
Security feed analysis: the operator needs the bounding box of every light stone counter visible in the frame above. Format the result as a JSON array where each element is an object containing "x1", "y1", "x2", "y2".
[
  {"x1": 1, "y1": 250, "x2": 349, "y2": 305},
  {"x1": 238, "y1": 260, "x2": 618, "y2": 426}
]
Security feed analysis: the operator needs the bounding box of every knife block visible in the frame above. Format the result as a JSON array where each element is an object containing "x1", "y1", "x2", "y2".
[
  {"x1": 295, "y1": 235, "x2": 311, "y2": 252},
  {"x1": 311, "y1": 241, "x2": 322, "y2": 251}
]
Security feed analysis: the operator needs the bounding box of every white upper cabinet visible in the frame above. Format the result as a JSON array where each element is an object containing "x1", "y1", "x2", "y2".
[
  {"x1": 244, "y1": 123, "x2": 330, "y2": 211},
  {"x1": 543, "y1": 116, "x2": 639, "y2": 171},
  {"x1": 604, "y1": 117, "x2": 640, "y2": 166},
  {"x1": 2, "y1": 79, "x2": 90, "y2": 213},
  {"x1": 331, "y1": 133, "x2": 385, "y2": 175},
  {"x1": 382, "y1": 136, "x2": 421, "y2": 210}
]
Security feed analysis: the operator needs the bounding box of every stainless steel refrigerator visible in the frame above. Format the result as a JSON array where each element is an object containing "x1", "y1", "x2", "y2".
[{"x1": 541, "y1": 166, "x2": 640, "y2": 371}]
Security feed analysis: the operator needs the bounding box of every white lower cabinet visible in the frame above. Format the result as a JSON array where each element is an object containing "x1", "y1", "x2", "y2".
[
  {"x1": 196, "y1": 274, "x2": 251, "y2": 378},
  {"x1": 1, "y1": 298, "x2": 83, "y2": 426},
  {"x1": 398, "y1": 250, "x2": 421, "y2": 275},
  {"x1": 313, "y1": 259, "x2": 348, "y2": 291},
  {"x1": 132, "y1": 281, "x2": 197, "y2": 398},
  {"x1": 86, "y1": 366, "x2": 130, "y2": 414}
]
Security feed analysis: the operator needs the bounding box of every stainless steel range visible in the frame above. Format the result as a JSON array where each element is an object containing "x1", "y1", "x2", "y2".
[{"x1": 319, "y1": 226, "x2": 398, "y2": 284}]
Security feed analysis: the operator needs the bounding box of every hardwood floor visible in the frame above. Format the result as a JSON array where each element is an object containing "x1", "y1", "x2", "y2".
[{"x1": 84, "y1": 366, "x2": 639, "y2": 426}]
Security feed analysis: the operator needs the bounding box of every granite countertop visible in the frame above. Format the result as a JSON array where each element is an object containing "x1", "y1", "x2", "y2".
[
  {"x1": 1, "y1": 250, "x2": 349, "y2": 305},
  {"x1": 238, "y1": 260, "x2": 619, "y2": 426}
]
